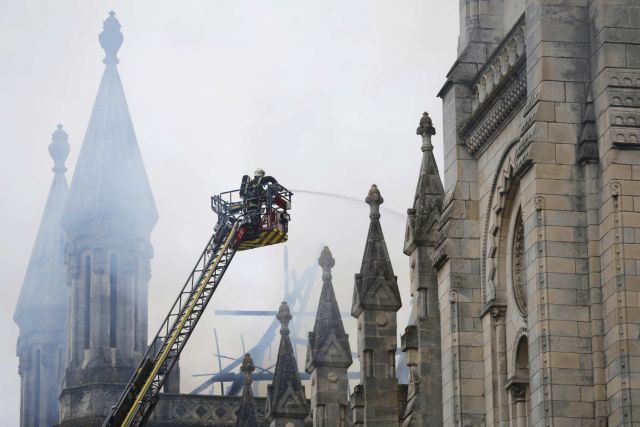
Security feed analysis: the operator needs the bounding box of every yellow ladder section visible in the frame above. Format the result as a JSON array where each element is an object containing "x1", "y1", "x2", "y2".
[{"x1": 120, "y1": 222, "x2": 238, "y2": 426}]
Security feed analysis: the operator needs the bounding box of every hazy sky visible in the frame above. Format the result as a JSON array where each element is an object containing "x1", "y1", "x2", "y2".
[{"x1": 0, "y1": 1, "x2": 458, "y2": 422}]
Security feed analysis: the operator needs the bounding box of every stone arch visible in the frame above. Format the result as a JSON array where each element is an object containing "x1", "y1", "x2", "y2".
[{"x1": 481, "y1": 138, "x2": 521, "y2": 305}]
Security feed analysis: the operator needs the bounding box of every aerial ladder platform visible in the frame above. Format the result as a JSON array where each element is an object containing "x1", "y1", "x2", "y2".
[{"x1": 102, "y1": 182, "x2": 292, "y2": 427}]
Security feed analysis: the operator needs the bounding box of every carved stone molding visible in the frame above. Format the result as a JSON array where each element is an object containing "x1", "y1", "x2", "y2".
[
  {"x1": 463, "y1": 65, "x2": 527, "y2": 155},
  {"x1": 481, "y1": 139, "x2": 520, "y2": 305},
  {"x1": 512, "y1": 210, "x2": 527, "y2": 317},
  {"x1": 509, "y1": 383, "x2": 528, "y2": 402},
  {"x1": 605, "y1": 70, "x2": 640, "y2": 149},
  {"x1": 490, "y1": 305, "x2": 507, "y2": 323},
  {"x1": 473, "y1": 19, "x2": 525, "y2": 112},
  {"x1": 432, "y1": 187, "x2": 455, "y2": 270}
]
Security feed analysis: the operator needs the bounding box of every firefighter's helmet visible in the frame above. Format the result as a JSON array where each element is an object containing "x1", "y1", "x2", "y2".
[{"x1": 254, "y1": 168, "x2": 265, "y2": 177}]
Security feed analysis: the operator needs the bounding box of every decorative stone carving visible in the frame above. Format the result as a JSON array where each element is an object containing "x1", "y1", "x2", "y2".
[
  {"x1": 375, "y1": 313, "x2": 388, "y2": 326},
  {"x1": 512, "y1": 211, "x2": 527, "y2": 316},
  {"x1": 99, "y1": 11, "x2": 123, "y2": 65},
  {"x1": 510, "y1": 384, "x2": 527, "y2": 402},
  {"x1": 491, "y1": 306, "x2": 507, "y2": 323},
  {"x1": 463, "y1": 65, "x2": 527, "y2": 155},
  {"x1": 480, "y1": 139, "x2": 520, "y2": 305},
  {"x1": 473, "y1": 20, "x2": 525, "y2": 110}
]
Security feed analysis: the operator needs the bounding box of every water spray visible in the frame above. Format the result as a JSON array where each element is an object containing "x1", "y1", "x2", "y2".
[{"x1": 290, "y1": 189, "x2": 405, "y2": 219}]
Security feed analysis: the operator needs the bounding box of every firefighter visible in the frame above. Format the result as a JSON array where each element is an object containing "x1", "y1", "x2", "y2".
[{"x1": 240, "y1": 168, "x2": 278, "y2": 236}]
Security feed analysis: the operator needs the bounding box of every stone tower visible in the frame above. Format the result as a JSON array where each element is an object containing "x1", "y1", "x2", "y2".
[
  {"x1": 15, "y1": 124, "x2": 70, "y2": 427},
  {"x1": 59, "y1": 11, "x2": 157, "y2": 426},
  {"x1": 435, "y1": 0, "x2": 640, "y2": 425},
  {"x1": 305, "y1": 246, "x2": 352, "y2": 427},
  {"x1": 401, "y1": 112, "x2": 444, "y2": 426},
  {"x1": 266, "y1": 302, "x2": 310, "y2": 427},
  {"x1": 350, "y1": 185, "x2": 402, "y2": 426}
]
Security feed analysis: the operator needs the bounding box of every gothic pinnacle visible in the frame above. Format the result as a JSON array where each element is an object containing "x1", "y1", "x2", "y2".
[
  {"x1": 366, "y1": 184, "x2": 384, "y2": 220},
  {"x1": 49, "y1": 124, "x2": 70, "y2": 174},
  {"x1": 416, "y1": 111, "x2": 436, "y2": 151},
  {"x1": 99, "y1": 11, "x2": 123, "y2": 65}
]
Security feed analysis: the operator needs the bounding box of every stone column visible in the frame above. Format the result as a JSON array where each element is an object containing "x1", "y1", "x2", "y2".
[
  {"x1": 491, "y1": 307, "x2": 508, "y2": 427},
  {"x1": 510, "y1": 385, "x2": 527, "y2": 427}
]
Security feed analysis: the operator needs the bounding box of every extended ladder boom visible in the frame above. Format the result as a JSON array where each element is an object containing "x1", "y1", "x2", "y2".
[
  {"x1": 103, "y1": 220, "x2": 239, "y2": 426},
  {"x1": 103, "y1": 183, "x2": 292, "y2": 427}
]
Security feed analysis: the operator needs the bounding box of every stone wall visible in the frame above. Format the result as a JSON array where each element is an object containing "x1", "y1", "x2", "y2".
[{"x1": 437, "y1": 0, "x2": 640, "y2": 426}]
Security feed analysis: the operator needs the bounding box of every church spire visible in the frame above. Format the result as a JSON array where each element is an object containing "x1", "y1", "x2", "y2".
[
  {"x1": 59, "y1": 13, "x2": 157, "y2": 424},
  {"x1": 352, "y1": 185, "x2": 401, "y2": 316},
  {"x1": 350, "y1": 184, "x2": 401, "y2": 425},
  {"x1": 236, "y1": 353, "x2": 259, "y2": 427},
  {"x1": 306, "y1": 246, "x2": 351, "y2": 371},
  {"x1": 306, "y1": 247, "x2": 352, "y2": 427},
  {"x1": 15, "y1": 124, "x2": 70, "y2": 427},
  {"x1": 266, "y1": 302, "x2": 309, "y2": 426},
  {"x1": 404, "y1": 112, "x2": 444, "y2": 254},
  {"x1": 15, "y1": 124, "x2": 70, "y2": 324},
  {"x1": 62, "y1": 10, "x2": 157, "y2": 234},
  {"x1": 400, "y1": 112, "x2": 444, "y2": 426}
]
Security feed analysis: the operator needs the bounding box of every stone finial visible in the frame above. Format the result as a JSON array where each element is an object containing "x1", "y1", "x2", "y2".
[
  {"x1": 318, "y1": 246, "x2": 335, "y2": 281},
  {"x1": 276, "y1": 301, "x2": 292, "y2": 335},
  {"x1": 416, "y1": 112, "x2": 436, "y2": 151},
  {"x1": 240, "y1": 353, "x2": 255, "y2": 384},
  {"x1": 49, "y1": 124, "x2": 70, "y2": 174},
  {"x1": 99, "y1": 11, "x2": 123, "y2": 65},
  {"x1": 366, "y1": 184, "x2": 384, "y2": 220}
]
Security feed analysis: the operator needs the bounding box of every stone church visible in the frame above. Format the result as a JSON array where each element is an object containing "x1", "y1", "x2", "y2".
[{"x1": 15, "y1": 1, "x2": 640, "y2": 426}]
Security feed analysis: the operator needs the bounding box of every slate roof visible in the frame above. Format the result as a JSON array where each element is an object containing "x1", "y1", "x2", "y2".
[
  {"x1": 14, "y1": 125, "x2": 70, "y2": 326},
  {"x1": 62, "y1": 12, "x2": 157, "y2": 233}
]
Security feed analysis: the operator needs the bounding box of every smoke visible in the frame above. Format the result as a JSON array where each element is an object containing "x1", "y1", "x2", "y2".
[{"x1": 290, "y1": 189, "x2": 405, "y2": 219}]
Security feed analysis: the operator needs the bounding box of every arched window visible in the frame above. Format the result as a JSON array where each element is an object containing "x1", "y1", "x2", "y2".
[{"x1": 510, "y1": 335, "x2": 530, "y2": 425}]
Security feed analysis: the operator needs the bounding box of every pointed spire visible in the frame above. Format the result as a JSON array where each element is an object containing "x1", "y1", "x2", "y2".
[
  {"x1": 99, "y1": 11, "x2": 123, "y2": 65},
  {"x1": 405, "y1": 112, "x2": 444, "y2": 253},
  {"x1": 266, "y1": 302, "x2": 309, "y2": 422},
  {"x1": 236, "y1": 354, "x2": 259, "y2": 427},
  {"x1": 15, "y1": 125, "x2": 70, "y2": 325},
  {"x1": 306, "y1": 247, "x2": 352, "y2": 372},
  {"x1": 62, "y1": 12, "x2": 157, "y2": 233},
  {"x1": 352, "y1": 185, "x2": 401, "y2": 317},
  {"x1": 577, "y1": 93, "x2": 599, "y2": 163}
]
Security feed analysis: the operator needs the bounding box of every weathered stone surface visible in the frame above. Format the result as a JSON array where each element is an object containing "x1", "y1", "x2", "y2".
[
  {"x1": 266, "y1": 302, "x2": 309, "y2": 427},
  {"x1": 436, "y1": 1, "x2": 640, "y2": 426},
  {"x1": 305, "y1": 247, "x2": 351, "y2": 427},
  {"x1": 351, "y1": 185, "x2": 401, "y2": 426}
]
